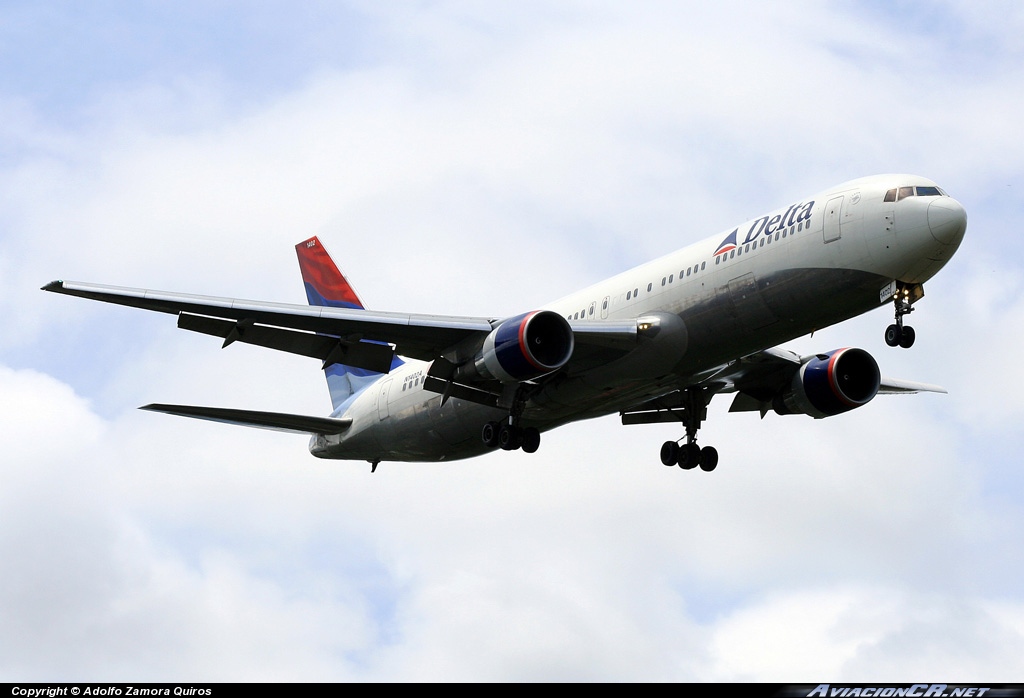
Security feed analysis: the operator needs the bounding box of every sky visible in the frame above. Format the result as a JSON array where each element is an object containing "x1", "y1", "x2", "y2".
[{"x1": 2, "y1": 0, "x2": 1023, "y2": 682}]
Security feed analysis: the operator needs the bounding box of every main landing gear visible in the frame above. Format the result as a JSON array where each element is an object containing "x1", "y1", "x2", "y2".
[
  {"x1": 885, "y1": 286, "x2": 916, "y2": 349},
  {"x1": 481, "y1": 419, "x2": 541, "y2": 453},
  {"x1": 658, "y1": 388, "x2": 719, "y2": 472},
  {"x1": 481, "y1": 386, "x2": 540, "y2": 453}
]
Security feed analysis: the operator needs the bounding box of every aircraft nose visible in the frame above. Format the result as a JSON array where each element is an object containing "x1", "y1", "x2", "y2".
[{"x1": 927, "y1": 197, "x2": 967, "y2": 245}]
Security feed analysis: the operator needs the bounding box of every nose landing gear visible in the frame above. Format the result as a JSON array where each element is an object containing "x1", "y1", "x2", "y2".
[{"x1": 884, "y1": 284, "x2": 920, "y2": 349}]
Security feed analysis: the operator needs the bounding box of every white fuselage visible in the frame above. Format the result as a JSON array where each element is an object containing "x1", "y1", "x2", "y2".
[{"x1": 312, "y1": 174, "x2": 966, "y2": 462}]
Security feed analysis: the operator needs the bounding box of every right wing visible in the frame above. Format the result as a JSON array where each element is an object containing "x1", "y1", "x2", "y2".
[{"x1": 619, "y1": 346, "x2": 947, "y2": 424}]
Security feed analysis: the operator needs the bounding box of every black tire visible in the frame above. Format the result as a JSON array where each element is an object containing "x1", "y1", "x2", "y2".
[
  {"x1": 899, "y1": 325, "x2": 916, "y2": 349},
  {"x1": 498, "y1": 423, "x2": 521, "y2": 451},
  {"x1": 699, "y1": 446, "x2": 719, "y2": 472},
  {"x1": 677, "y1": 443, "x2": 700, "y2": 470},
  {"x1": 481, "y1": 421, "x2": 500, "y2": 448},
  {"x1": 660, "y1": 441, "x2": 679, "y2": 466},
  {"x1": 521, "y1": 427, "x2": 541, "y2": 454},
  {"x1": 885, "y1": 324, "x2": 901, "y2": 347}
]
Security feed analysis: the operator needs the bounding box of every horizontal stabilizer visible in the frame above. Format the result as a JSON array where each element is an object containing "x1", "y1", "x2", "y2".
[
  {"x1": 140, "y1": 403, "x2": 352, "y2": 435},
  {"x1": 177, "y1": 312, "x2": 395, "y2": 373}
]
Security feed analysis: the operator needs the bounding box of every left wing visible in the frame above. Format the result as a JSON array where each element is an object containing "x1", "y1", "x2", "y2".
[
  {"x1": 44, "y1": 280, "x2": 493, "y2": 361},
  {"x1": 43, "y1": 279, "x2": 641, "y2": 377}
]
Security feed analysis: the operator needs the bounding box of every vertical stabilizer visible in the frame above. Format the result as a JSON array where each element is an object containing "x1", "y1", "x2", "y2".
[{"x1": 295, "y1": 237, "x2": 403, "y2": 410}]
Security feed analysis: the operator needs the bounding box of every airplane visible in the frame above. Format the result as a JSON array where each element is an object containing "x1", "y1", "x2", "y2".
[{"x1": 43, "y1": 174, "x2": 967, "y2": 472}]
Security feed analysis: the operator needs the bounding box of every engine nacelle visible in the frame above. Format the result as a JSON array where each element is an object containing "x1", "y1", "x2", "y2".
[
  {"x1": 773, "y1": 347, "x2": 881, "y2": 419},
  {"x1": 473, "y1": 310, "x2": 575, "y2": 383}
]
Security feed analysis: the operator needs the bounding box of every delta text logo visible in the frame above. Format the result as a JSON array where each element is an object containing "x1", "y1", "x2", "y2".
[{"x1": 714, "y1": 199, "x2": 816, "y2": 256}]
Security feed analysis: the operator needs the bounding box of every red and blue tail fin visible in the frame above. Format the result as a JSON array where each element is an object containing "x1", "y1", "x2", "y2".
[
  {"x1": 296, "y1": 236, "x2": 365, "y2": 310},
  {"x1": 295, "y1": 236, "x2": 403, "y2": 411}
]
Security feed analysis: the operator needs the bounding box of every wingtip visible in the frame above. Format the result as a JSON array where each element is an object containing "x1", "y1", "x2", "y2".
[{"x1": 41, "y1": 280, "x2": 64, "y2": 292}]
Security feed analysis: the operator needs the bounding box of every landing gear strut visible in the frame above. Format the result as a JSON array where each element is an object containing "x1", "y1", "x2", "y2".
[
  {"x1": 885, "y1": 285, "x2": 917, "y2": 349},
  {"x1": 659, "y1": 388, "x2": 718, "y2": 472}
]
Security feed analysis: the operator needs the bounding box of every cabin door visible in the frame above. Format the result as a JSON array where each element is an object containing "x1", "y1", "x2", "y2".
[{"x1": 823, "y1": 195, "x2": 844, "y2": 243}]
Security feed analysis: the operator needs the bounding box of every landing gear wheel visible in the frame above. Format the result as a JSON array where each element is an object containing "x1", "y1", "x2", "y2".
[
  {"x1": 898, "y1": 325, "x2": 916, "y2": 349},
  {"x1": 677, "y1": 443, "x2": 700, "y2": 470},
  {"x1": 885, "y1": 324, "x2": 901, "y2": 347},
  {"x1": 521, "y1": 427, "x2": 541, "y2": 454},
  {"x1": 660, "y1": 441, "x2": 679, "y2": 466},
  {"x1": 699, "y1": 446, "x2": 719, "y2": 472},
  {"x1": 498, "y1": 423, "x2": 522, "y2": 451},
  {"x1": 481, "y1": 421, "x2": 501, "y2": 448}
]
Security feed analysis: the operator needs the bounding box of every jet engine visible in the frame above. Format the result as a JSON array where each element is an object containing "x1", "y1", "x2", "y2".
[
  {"x1": 472, "y1": 310, "x2": 575, "y2": 383},
  {"x1": 773, "y1": 347, "x2": 881, "y2": 418}
]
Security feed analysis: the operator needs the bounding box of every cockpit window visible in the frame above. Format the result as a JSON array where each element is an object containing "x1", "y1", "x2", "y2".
[{"x1": 886, "y1": 185, "x2": 947, "y2": 202}]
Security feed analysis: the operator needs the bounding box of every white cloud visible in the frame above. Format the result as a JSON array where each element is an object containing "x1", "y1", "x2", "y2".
[{"x1": 706, "y1": 587, "x2": 1024, "y2": 682}]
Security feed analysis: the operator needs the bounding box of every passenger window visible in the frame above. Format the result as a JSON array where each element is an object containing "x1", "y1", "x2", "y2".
[
  {"x1": 686, "y1": 268, "x2": 691, "y2": 277},
  {"x1": 897, "y1": 186, "x2": 914, "y2": 201},
  {"x1": 647, "y1": 283, "x2": 653, "y2": 292},
  {"x1": 634, "y1": 288, "x2": 639, "y2": 297},
  {"x1": 669, "y1": 274, "x2": 673, "y2": 283},
  {"x1": 884, "y1": 188, "x2": 897, "y2": 202},
  {"x1": 701, "y1": 262, "x2": 706, "y2": 270},
  {"x1": 661, "y1": 277, "x2": 666, "y2": 286}
]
